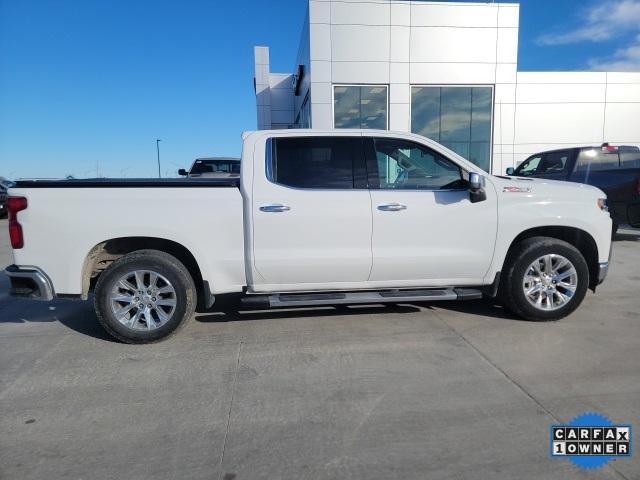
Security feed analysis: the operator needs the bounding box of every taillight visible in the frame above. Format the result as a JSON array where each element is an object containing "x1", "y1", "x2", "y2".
[{"x1": 7, "y1": 196, "x2": 27, "y2": 249}]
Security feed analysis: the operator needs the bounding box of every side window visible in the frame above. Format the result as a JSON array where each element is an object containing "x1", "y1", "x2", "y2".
[
  {"x1": 574, "y1": 149, "x2": 620, "y2": 172},
  {"x1": 514, "y1": 155, "x2": 542, "y2": 176},
  {"x1": 269, "y1": 137, "x2": 357, "y2": 189},
  {"x1": 370, "y1": 138, "x2": 463, "y2": 190},
  {"x1": 538, "y1": 151, "x2": 571, "y2": 175},
  {"x1": 620, "y1": 149, "x2": 640, "y2": 168}
]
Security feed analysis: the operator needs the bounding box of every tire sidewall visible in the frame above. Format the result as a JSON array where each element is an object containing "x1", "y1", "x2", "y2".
[
  {"x1": 95, "y1": 253, "x2": 195, "y2": 343},
  {"x1": 508, "y1": 240, "x2": 589, "y2": 321}
]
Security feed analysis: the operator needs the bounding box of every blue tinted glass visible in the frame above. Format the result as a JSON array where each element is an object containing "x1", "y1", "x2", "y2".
[
  {"x1": 334, "y1": 86, "x2": 361, "y2": 128},
  {"x1": 471, "y1": 88, "x2": 492, "y2": 142},
  {"x1": 411, "y1": 87, "x2": 440, "y2": 140},
  {"x1": 469, "y1": 142, "x2": 490, "y2": 172},
  {"x1": 411, "y1": 86, "x2": 493, "y2": 171},
  {"x1": 442, "y1": 142, "x2": 470, "y2": 160},
  {"x1": 334, "y1": 86, "x2": 387, "y2": 129},
  {"x1": 440, "y1": 87, "x2": 471, "y2": 142},
  {"x1": 360, "y1": 86, "x2": 387, "y2": 129}
]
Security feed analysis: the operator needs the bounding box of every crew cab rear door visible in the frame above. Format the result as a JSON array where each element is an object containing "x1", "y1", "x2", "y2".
[{"x1": 250, "y1": 134, "x2": 372, "y2": 291}]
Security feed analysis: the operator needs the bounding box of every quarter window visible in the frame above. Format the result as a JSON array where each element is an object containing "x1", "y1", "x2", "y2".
[
  {"x1": 269, "y1": 137, "x2": 358, "y2": 189},
  {"x1": 370, "y1": 138, "x2": 463, "y2": 190}
]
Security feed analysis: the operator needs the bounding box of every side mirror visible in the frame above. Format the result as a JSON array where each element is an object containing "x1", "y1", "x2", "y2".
[
  {"x1": 469, "y1": 172, "x2": 487, "y2": 203},
  {"x1": 178, "y1": 169, "x2": 188, "y2": 176},
  {"x1": 505, "y1": 167, "x2": 514, "y2": 176}
]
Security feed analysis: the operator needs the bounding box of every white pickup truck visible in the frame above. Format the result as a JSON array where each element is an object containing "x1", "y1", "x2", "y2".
[{"x1": 5, "y1": 129, "x2": 612, "y2": 343}]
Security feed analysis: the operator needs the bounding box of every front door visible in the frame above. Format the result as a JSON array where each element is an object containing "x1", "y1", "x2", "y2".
[
  {"x1": 366, "y1": 137, "x2": 497, "y2": 284},
  {"x1": 250, "y1": 135, "x2": 373, "y2": 291}
]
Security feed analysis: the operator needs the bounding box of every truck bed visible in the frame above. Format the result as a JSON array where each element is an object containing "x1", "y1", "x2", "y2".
[
  {"x1": 7, "y1": 180, "x2": 246, "y2": 295},
  {"x1": 14, "y1": 177, "x2": 240, "y2": 188}
]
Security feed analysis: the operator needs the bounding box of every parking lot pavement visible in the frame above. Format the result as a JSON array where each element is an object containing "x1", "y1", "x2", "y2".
[{"x1": 0, "y1": 218, "x2": 638, "y2": 480}]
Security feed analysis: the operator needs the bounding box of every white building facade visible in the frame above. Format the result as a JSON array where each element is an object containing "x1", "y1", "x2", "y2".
[{"x1": 254, "y1": 0, "x2": 640, "y2": 174}]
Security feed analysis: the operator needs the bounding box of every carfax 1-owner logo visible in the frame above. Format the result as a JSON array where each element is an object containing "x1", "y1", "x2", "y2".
[{"x1": 550, "y1": 413, "x2": 632, "y2": 469}]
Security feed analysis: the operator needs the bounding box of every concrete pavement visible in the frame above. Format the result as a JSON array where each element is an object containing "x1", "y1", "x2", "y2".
[{"x1": 1, "y1": 219, "x2": 638, "y2": 479}]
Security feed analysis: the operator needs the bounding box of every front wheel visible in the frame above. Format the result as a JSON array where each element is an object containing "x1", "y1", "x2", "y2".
[
  {"x1": 500, "y1": 237, "x2": 589, "y2": 321},
  {"x1": 94, "y1": 249, "x2": 197, "y2": 343}
]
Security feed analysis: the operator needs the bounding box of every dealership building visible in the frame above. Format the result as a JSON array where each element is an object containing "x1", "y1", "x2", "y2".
[{"x1": 254, "y1": 0, "x2": 640, "y2": 174}]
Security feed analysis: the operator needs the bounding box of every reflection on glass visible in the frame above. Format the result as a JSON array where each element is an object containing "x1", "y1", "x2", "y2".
[
  {"x1": 440, "y1": 87, "x2": 471, "y2": 142},
  {"x1": 411, "y1": 87, "x2": 440, "y2": 139},
  {"x1": 471, "y1": 88, "x2": 492, "y2": 141},
  {"x1": 411, "y1": 86, "x2": 493, "y2": 171},
  {"x1": 334, "y1": 85, "x2": 387, "y2": 129},
  {"x1": 469, "y1": 142, "x2": 490, "y2": 172}
]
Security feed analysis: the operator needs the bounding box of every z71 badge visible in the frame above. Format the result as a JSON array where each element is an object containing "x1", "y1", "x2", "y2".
[{"x1": 503, "y1": 186, "x2": 531, "y2": 193}]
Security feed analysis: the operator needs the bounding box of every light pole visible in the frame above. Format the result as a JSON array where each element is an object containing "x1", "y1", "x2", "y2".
[{"x1": 156, "y1": 139, "x2": 162, "y2": 178}]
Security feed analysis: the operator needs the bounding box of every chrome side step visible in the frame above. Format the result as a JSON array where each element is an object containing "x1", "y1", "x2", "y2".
[{"x1": 241, "y1": 288, "x2": 482, "y2": 309}]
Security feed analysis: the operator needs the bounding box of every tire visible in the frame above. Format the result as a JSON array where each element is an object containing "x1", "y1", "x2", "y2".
[
  {"x1": 94, "y1": 249, "x2": 197, "y2": 344},
  {"x1": 612, "y1": 222, "x2": 619, "y2": 237},
  {"x1": 499, "y1": 236, "x2": 589, "y2": 321}
]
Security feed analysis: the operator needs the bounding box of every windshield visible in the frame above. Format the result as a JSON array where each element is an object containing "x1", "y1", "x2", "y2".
[{"x1": 190, "y1": 160, "x2": 240, "y2": 174}]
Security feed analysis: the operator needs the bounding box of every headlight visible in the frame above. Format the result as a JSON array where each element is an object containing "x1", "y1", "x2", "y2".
[{"x1": 597, "y1": 198, "x2": 609, "y2": 212}]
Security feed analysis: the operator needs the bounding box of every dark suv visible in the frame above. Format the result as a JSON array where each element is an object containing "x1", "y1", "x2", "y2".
[
  {"x1": 0, "y1": 184, "x2": 7, "y2": 219},
  {"x1": 507, "y1": 144, "x2": 640, "y2": 230}
]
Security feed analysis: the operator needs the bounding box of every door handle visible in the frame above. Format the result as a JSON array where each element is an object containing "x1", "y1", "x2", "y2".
[
  {"x1": 377, "y1": 203, "x2": 407, "y2": 212},
  {"x1": 259, "y1": 204, "x2": 291, "y2": 213}
]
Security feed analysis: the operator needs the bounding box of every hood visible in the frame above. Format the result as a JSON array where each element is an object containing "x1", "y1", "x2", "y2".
[{"x1": 490, "y1": 175, "x2": 606, "y2": 200}]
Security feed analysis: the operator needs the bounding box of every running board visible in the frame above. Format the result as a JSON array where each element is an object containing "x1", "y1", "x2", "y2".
[{"x1": 241, "y1": 288, "x2": 483, "y2": 309}]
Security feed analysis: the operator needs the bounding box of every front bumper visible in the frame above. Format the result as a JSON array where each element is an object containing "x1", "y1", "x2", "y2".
[{"x1": 4, "y1": 265, "x2": 55, "y2": 301}]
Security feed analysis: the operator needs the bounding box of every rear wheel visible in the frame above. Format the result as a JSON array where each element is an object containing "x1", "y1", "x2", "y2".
[
  {"x1": 500, "y1": 236, "x2": 589, "y2": 321},
  {"x1": 94, "y1": 250, "x2": 196, "y2": 343}
]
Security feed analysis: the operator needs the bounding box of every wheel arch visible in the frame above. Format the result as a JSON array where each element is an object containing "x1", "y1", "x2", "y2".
[
  {"x1": 503, "y1": 226, "x2": 600, "y2": 291},
  {"x1": 81, "y1": 237, "x2": 211, "y2": 309}
]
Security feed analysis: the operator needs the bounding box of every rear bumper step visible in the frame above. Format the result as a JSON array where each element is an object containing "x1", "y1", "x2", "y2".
[
  {"x1": 5, "y1": 265, "x2": 55, "y2": 301},
  {"x1": 241, "y1": 287, "x2": 482, "y2": 309}
]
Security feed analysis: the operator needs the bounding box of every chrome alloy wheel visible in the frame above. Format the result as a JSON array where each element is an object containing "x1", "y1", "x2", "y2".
[
  {"x1": 523, "y1": 254, "x2": 578, "y2": 311},
  {"x1": 109, "y1": 270, "x2": 177, "y2": 330}
]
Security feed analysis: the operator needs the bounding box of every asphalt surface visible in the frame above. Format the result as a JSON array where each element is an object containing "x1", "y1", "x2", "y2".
[{"x1": 0, "y1": 218, "x2": 638, "y2": 480}]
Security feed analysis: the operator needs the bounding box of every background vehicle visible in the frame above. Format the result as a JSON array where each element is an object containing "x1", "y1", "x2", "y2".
[
  {"x1": 178, "y1": 157, "x2": 240, "y2": 178},
  {"x1": 5, "y1": 130, "x2": 612, "y2": 343},
  {"x1": 506, "y1": 144, "x2": 640, "y2": 230},
  {"x1": 0, "y1": 184, "x2": 6, "y2": 218}
]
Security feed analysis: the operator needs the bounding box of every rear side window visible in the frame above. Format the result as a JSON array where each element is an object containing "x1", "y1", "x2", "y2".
[
  {"x1": 269, "y1": 137, "x2": 359, "y2": 189},
  {"x1": 574, "y1": 149, "x2": 620, "y2": 172}
]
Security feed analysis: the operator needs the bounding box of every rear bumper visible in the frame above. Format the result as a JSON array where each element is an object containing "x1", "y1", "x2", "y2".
[
  {"x1": 597, "y1": 261, "x2": 609, "y2": 285},
  {"x1": 4, "y1": 265, "x2": 55, "y2": 301}
]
